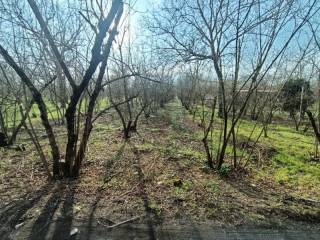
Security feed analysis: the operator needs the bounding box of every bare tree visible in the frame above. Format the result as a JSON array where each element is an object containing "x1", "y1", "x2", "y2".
[
  {"x1": 147, "y1": 0, "x2": 319, "y2": 169},
  {"x1": 0, "y1": 0, "x2": 124, "y2": 178}
]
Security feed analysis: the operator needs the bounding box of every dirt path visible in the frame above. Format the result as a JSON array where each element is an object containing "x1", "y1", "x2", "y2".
[{"x1": 9, "y1": 221, "x2": 320, "y2": 240}]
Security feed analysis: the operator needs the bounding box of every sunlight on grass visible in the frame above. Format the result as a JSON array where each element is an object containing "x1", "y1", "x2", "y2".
[{"x1": 179, "y1": 100, "x2": 320, "y2": 195}]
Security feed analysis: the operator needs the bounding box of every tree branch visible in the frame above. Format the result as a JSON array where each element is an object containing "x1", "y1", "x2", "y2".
[{"x1": 27, "y1": 0, "x2": 77, "y2": 90}]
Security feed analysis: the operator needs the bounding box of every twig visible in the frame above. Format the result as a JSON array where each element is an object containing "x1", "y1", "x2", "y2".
[
  {"x1": 107, "y1": 215, "x2": 143, "y2": 229},
  {"x1": 113, "y1": 182, "x2": 141, "y2": 200},
  {"x1": 92, "y1": 95, "x2": 138, "y2": 123}
]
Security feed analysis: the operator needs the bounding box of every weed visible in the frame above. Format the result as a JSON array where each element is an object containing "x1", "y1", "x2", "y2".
[
  {"x1": 218, "y1": 164, "x2": 231, "y2": 177},
  {"x1": 205, "y1": 182, "x2": 220, "y2": 193},
  {"x1": 149, "y1": 201, "x2": 163, "y2": 218}
]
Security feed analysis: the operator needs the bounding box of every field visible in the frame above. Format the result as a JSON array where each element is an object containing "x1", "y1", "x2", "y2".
[{"x1": 0, "y1": 100, "x2": 319, "y2": 239}]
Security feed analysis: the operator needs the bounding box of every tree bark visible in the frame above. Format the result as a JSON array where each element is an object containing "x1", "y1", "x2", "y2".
[{"x1": 306, "y1": 110, "x2": 320, "y2": 143}]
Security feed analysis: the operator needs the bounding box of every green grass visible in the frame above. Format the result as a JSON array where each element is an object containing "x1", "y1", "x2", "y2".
[
  {"x1": 235, "y1": 120, "x2": 319, "y2": 186},
  {"x1": 2, "y1": 97, "x2": 111, "y2": 128},
  {"x1": 174, "y1": 100, "x2": 320, "y2": 194},
  {"x1": 3, "y1": 97, "x2": 319, "y2": 197}
]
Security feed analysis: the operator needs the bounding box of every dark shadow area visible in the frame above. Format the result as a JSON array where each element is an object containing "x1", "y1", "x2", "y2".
[
  {"x1": 158, "y1": 220, "x2": 204, "y2": 240},
  {"x1": 28, "y1": 183, "x2": 64, "y2": 239},
  {"x1": 226, "y1": 178, "x2": 320, "y2": 226},
  {"x1": 51, "y1": 182, "x2": 76, "y2": 240},
  {"x1": 103, "y1": 142, "x2": 127, "y2": 183},
  {"x1": 85, "y1": 193, "x2": 102, "y2": 240},
  {"x1": 28, "y1": 180, "x2": 76, "y2": 240},
  {"x1": 0, "y1": 183, "x2": 51, "y2": 239},
  {"x1": 226, "y1": 177, "x2": 270, "y2": 200},
  {"x1": 84, "y1": 188, "x2": 114, "y2": 240}
]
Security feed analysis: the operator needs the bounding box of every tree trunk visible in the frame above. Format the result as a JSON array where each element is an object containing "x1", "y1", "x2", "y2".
[
  {"x1": 306, "y1": 110, "x2": 320, "y2": 143},
  {"x1": 218, "y1": 83, "x2": 224, "y2": 118},
  {"x1": 217, "y1": 141, "x2": 228, "y2": 170},
  {"x1": 202, "y1": 97, "x2": 216, "y2": 168},
  {"x1": 65, "y1": 97, "x2": 79, "y2": 177},
  {"x1": 202, "y1": 138, "x2": 213, "y2": 168}
]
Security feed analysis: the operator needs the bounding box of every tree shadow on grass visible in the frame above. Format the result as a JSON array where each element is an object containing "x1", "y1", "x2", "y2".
[
  {"x1": 85, "y1": 143, "x2": 127, "y2": 240},
  {"x1": 130, "y1": 142, "x2": 205, "y2": 240},
  {"x1": 129, "y1": 142, "x2": 157, "y2": 240}
]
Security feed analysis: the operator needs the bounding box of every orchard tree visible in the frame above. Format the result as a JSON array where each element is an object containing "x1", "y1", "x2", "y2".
[
  {"x1": 0, "y1": 0, "x2": 124, "y2": 178},
  {"x1": 146, "y1": 0, "x2": 319, "y2": 169},
  {"x1": 281, "y1": 78, "x2": 314, "y2": 130}
]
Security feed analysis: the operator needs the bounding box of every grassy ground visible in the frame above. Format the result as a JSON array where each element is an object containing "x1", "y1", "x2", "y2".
[
  {"x1": 2, "y1": 97, "x2": 110, "y2": 128},
  {"x1": 0, "y1": 100, "x2": 319, "y2": 238},
  {"x1": 190, "y1": 101, "x2": 320, "y2": 199},
  {"x1": 237, "y1": 119, "x2": 320, "y2": 196}
]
